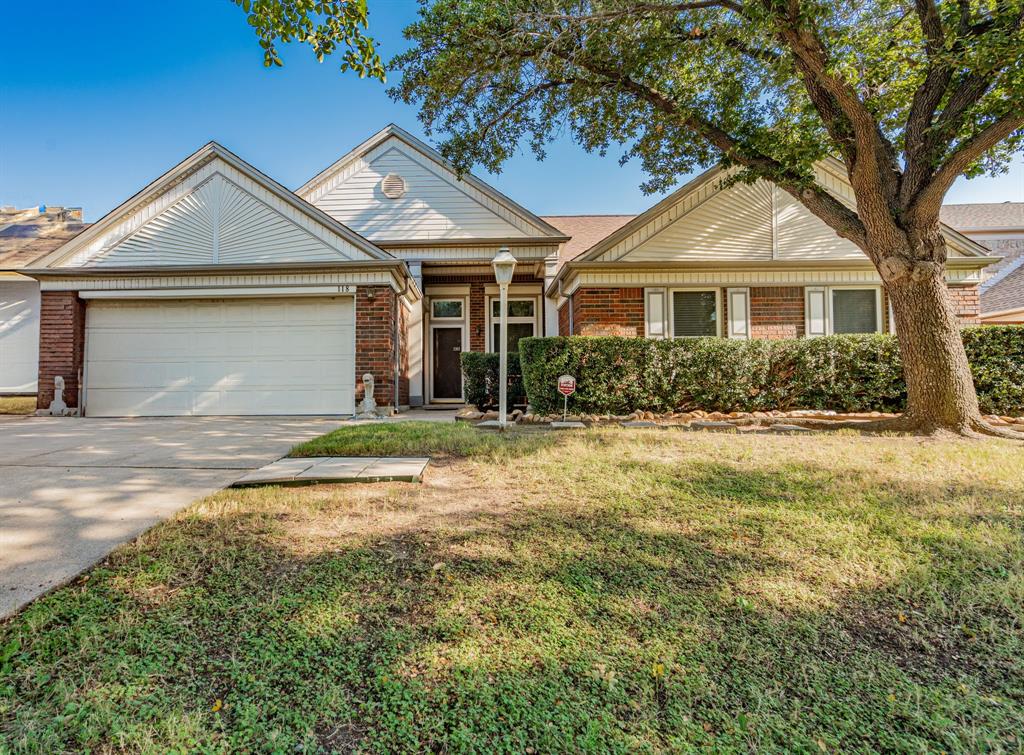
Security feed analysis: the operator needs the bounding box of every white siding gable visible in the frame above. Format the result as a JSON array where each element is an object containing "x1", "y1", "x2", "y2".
[
  {"x1": 61, "y1": 159, "x2": 377, "y2": 268},
  {"x1": 610, "y1": 177, "x2": 868, "y2": 264},
  {"x1": 306, "y1": 139, "x2": 534, "y2": 240},
  {"x1": 622, "y1": 181, "x2": 774, "y2": 262}
]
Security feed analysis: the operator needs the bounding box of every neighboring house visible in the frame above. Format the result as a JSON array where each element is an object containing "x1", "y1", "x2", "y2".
[
  {"x1": 0, "y1": 206, "x2": 87, "y2": 394},
  {"x1": 10, "y1": 125, "x2": 996, "y2": 417},
  {"x1": 548, "y1": 162, "x2": 993, "y2": 340},
  {"x1": 941, "y1": 202, "x2": 1024, "y2": 324}
]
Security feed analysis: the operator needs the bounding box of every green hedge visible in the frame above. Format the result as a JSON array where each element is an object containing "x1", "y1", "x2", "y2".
[
  {"x1": 518, "y1": 326, "x2": 1024, "y2": 416},
  {"x1": 460, "y1": 352, "x2": 525, "y2": 410}
]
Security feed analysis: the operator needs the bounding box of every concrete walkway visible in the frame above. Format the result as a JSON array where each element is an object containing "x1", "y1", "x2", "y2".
[
  {"x1": 0, "y1": 416, "x2": 343, "y2": 619},
  {"x1": 233, "y1": 456, "x2": 429, "y2": 486}
]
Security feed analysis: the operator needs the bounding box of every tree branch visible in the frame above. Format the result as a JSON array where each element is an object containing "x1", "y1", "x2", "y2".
[{"x1": 908, "y1": 112, "x2": 1024, "y2": 219}]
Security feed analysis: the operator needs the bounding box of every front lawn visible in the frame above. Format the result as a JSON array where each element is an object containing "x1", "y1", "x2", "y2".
[
  {"x1": 0, "y1": 396, "x2": 35, "y2": 415},
  {"x1": 2, "y1": 427, "x2": 1022, "y2": 752}
]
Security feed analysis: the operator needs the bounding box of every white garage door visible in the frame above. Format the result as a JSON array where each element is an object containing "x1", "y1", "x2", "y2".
[{"x1": 85, "y1": 297, "x2": 355, "y2": 417}]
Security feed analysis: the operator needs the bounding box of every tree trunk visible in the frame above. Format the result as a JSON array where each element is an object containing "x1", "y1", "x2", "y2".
[{"x1": 884, "y1": 253, "x2": 982, "y2": 434}]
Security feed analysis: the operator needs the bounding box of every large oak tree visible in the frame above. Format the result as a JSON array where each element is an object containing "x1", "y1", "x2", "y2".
[{"x1": 240, "y1": 0, "x2": 1024, "y2": 437}]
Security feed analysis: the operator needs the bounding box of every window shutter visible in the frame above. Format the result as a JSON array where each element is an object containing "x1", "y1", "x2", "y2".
[
  {"x1": 726, "y1": 288, "x2": 750, "y2": 339},
  {"x1": 672, "y1": 290, "x2": 718, "y2": 337},
  {"x1": 831, "y1": 289, "x2": 879, "y2": 334},
  {"x1": 644, "y1": 288, "x2": 667, "y2": 338},
  {"x1": 805, "y1": 287, "x2": 827, "y2": 337}
]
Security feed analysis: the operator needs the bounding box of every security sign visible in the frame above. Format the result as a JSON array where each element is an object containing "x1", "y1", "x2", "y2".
[{"x1": 557, "y1": 375, "x2": 576, "y2": 397}]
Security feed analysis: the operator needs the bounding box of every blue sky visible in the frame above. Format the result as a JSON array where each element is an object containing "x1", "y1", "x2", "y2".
[{"x1": 1, "y1": 0, "x2": 1021, "y2": 222}]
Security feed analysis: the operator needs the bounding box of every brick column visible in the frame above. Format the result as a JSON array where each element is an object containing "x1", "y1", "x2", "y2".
[
  {"x1": 37, "y1": 291, "x2": 86, "y2": 411},
  {"x1": 469, "y1": 282, "x2": 486, "y2": 351},
  {"x1": 947, "y1": 285, "x2": 980, "y2": 325},
  {"x1": 355, "y1": 286, "x2": 406, "y2": 410}
]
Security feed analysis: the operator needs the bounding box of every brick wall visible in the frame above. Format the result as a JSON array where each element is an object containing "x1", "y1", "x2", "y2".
[
  {"x1": 355, "y1": 286, "x2": 404, "y2": 410},
  {"x1": 570, "y1": 287, "x2": 644, "y2": 336},
  {"x1": 558, "y1": 300, "x2": 570, "y2": 335},
  {"x1": 750, "y1": 286, "x2": 805, "y2": 339},
  {"x1": 37, "y1": 291, "x2": 85, "y2": 411},
  {"x1": 947, "y1": 284, "x2": 980, "y2": 325}
]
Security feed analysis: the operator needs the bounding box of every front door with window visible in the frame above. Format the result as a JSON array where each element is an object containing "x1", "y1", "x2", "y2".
[{"x1": 432, "y1": 327, "x2": 463, "y2": 400}]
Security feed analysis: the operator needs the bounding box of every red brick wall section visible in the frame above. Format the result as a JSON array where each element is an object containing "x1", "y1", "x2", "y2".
[
  {"x1": 947, "y1": 285, "x2": 980, "y2": 325},
  {"x1": 558, "y1": 300, "x2": 570, "y2": 336},
  {"x1": 750, "y1": 286, "x2": 805, "y2": 339},
  {"x1": 355, "y1": 286, "x2": 402, "y2": 410},
  {"x1": 469, "y1": 282, "x2": 486, "y2": 351},
  {"x1": 570, "y1": 287, "x2": 644, "y2": 336},
  {"x1": 37, "y1": 291, "x2": 86, "y2": 411}
]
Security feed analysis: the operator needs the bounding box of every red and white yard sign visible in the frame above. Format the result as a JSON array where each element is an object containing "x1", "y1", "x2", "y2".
[{"x1": 557, "y1": 375, "x2": 576, "y2": 396}]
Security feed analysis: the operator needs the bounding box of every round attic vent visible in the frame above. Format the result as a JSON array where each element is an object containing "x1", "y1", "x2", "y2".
[{"x1": 381, "y1": 173, "x2": 407, "y2": 199}]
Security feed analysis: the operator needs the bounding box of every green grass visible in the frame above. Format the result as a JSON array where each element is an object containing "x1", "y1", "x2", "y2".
[
  {"x1": 2, "y1": 428, "x2": 1023, "y2": 752},
  {"x1": 290, "y1": 420, "x2": 552, "y2": 459},
  {"x1": 0, "y1": 396, "x2": 35, "y2": 415}
]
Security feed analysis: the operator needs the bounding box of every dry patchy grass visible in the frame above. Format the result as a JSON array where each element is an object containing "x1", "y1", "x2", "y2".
[{"x1": 2, "y1": 427, "x2": 1022, "y2": 753}]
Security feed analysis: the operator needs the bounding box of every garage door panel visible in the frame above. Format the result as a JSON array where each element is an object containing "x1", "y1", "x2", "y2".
[{"x1": 85, "y1": 297, "x2": 355, "y2": 417}]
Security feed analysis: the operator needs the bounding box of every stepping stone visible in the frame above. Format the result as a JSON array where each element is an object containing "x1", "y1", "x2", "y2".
[
  {"x1": 550, "y1": 421, "x2": 586, "y2": 429},
  {"x1": 619, "y1": 420, "x2": 658, "y2": 428},
  {"x1": 689, "y1": 421, "x2": 737, "y2": 433},
  {"x1": 233, "y1": 457, "x2": 325, "y2": 485},
  {"x1": 357, "y1": 457, "x2": 430, "y2": 482},
  {"x1": 233, "y1": 456, "x2": 429, "y2": 486},
  {"x1": 769, "y1": 424, "x2": 811, "y2": 434}
]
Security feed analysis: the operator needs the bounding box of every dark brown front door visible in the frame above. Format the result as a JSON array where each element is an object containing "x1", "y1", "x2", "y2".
[{"x1": 432, "y1": 327, "x2": 463, "y2": 399}]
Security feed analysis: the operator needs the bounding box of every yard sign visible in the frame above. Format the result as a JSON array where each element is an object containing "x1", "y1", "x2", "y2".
[{"x1": 557, "y1": 374, "x2": 576, "y2": 421}]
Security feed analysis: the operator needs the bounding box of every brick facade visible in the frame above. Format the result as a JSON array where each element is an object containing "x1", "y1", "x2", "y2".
[
  {"x1": 421, "y1": 272, "x2": 541, "y2": 353},
  {"x1": 570, "y1": 287, "x2": 644, "y2": 336},
  {"x1": 749, "y1": 286, "x2": 805, "y2": 339},
  {"x1": 558, "y1": 300, "x2": 570, "y2": 335},
  {"x1": 355, "y1": 285, "x2": 409, "y2": 410},
  {"x1": 947, "y1": 285, "x2": 981, "y2": 325},
  {"x1": 37, "y1": 291, "x2": 86, "y2": 411}
]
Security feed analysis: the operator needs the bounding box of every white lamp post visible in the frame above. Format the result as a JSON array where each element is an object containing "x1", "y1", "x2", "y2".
[{"x1": 491, "y1": 247, "x2": 517, "y2": 430}]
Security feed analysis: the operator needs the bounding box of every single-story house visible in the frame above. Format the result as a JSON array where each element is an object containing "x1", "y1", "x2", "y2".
[
  {"x1": 8, "y1": 124, "x2": 998, "y2": 417},
  {"x1": 940, "y1": 202, "x2": 1024, "y2": 325},
  {"x1": 0, "y1": 206, "x2": 87, "y2": 394}
]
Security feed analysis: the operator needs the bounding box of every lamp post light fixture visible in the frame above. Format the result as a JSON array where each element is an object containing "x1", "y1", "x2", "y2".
[{"x1": 491, "y1": 247, "x2": 517, "y2": 430}]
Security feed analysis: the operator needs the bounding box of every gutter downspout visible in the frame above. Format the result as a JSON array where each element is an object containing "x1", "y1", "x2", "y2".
[{"x1": 393, "y1": 269, "x2": 410, "y2": 414}]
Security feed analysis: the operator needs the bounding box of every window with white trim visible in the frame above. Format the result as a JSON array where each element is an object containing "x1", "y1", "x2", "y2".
[
  {"x1": 805, "y1": 286, "x2": 882, "y2": 335},
  {"x1": 489, "y1": 298, "x2": 536, "y2": 352},
  {"x1": 671, "y1": 289, "x2": 719, "y2": 337},
  {"x1": 431, "y1": 299, "x2": 463, "y2": 319}
]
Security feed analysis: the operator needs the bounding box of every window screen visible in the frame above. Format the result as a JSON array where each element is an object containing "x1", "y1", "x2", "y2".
[
  {"x1": 832, "y1": 289, "x2": 878, "y2": 334},
  {"x1": 672, "y1": 291, "x2": 718, "y2": 337}
]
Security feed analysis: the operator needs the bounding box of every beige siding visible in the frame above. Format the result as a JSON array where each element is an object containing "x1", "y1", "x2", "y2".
[
  {"x1": 310, "y1": 142, "x2": 533, "y2": 240},
  {"x1": 62, "y1": 160, "x2": 374, "y2": 268},
  {"x1": 624, "y1": 180, "x2": 774, "y2": 262},
  {"x1": 774, "y1": 187, "x2": 864, "y2": 260}
]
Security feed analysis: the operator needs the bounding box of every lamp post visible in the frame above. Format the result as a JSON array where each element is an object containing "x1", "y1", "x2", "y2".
[{"x1": 491, "y1": 247, "x2": 517, "y2": 430}]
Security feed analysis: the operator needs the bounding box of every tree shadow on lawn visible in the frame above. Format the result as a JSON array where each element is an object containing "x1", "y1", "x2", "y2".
[{"x1": 3, "y1": 458, "x2": 1022, "y2": 753}]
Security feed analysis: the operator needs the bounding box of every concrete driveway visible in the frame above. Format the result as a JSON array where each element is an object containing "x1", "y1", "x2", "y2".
[{"x1": 0, "y1": 415, "x2": 343, "y2": 619}]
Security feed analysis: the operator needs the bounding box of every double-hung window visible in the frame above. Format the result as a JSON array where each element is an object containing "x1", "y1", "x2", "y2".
[
  {"x1": 806, "y1": 286, "x2": 882, "y2": 335},
  {"x1": 671, "y1": 289, "x2": 719, "y2": 337}
]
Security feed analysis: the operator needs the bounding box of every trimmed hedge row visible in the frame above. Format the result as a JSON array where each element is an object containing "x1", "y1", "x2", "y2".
[
  {"x1": 518, "y1": 326, "x2": 1024, "y2": 416},
  {"x1": 460, "y1": 351, "x2": 525, "y2": 410}
]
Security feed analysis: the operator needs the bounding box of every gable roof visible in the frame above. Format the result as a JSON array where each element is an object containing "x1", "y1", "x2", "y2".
[
  {"x1": 982, "y1": 260, "x2": 1024, "y2": 315},
  {"x1": 941, "y1": 202, "x2": 1024, "y2": 232},
  {"x1": 542, "y1": 215, "x2": 636, "y2": 268},
  {"x1": 574, "y1": 162, "x2": 992, "y2": 264},
  {"x1": 297, "y1": 124, "x2": 567, "y2": 242},
  {"x1": 32, "y1": 142, "x2": 392, "y2": 270}
]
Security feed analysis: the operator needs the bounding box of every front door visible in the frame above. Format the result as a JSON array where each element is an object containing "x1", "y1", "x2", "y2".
[{"x1": 432, "y1": 327, "x2": 463, "y2": 400}]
